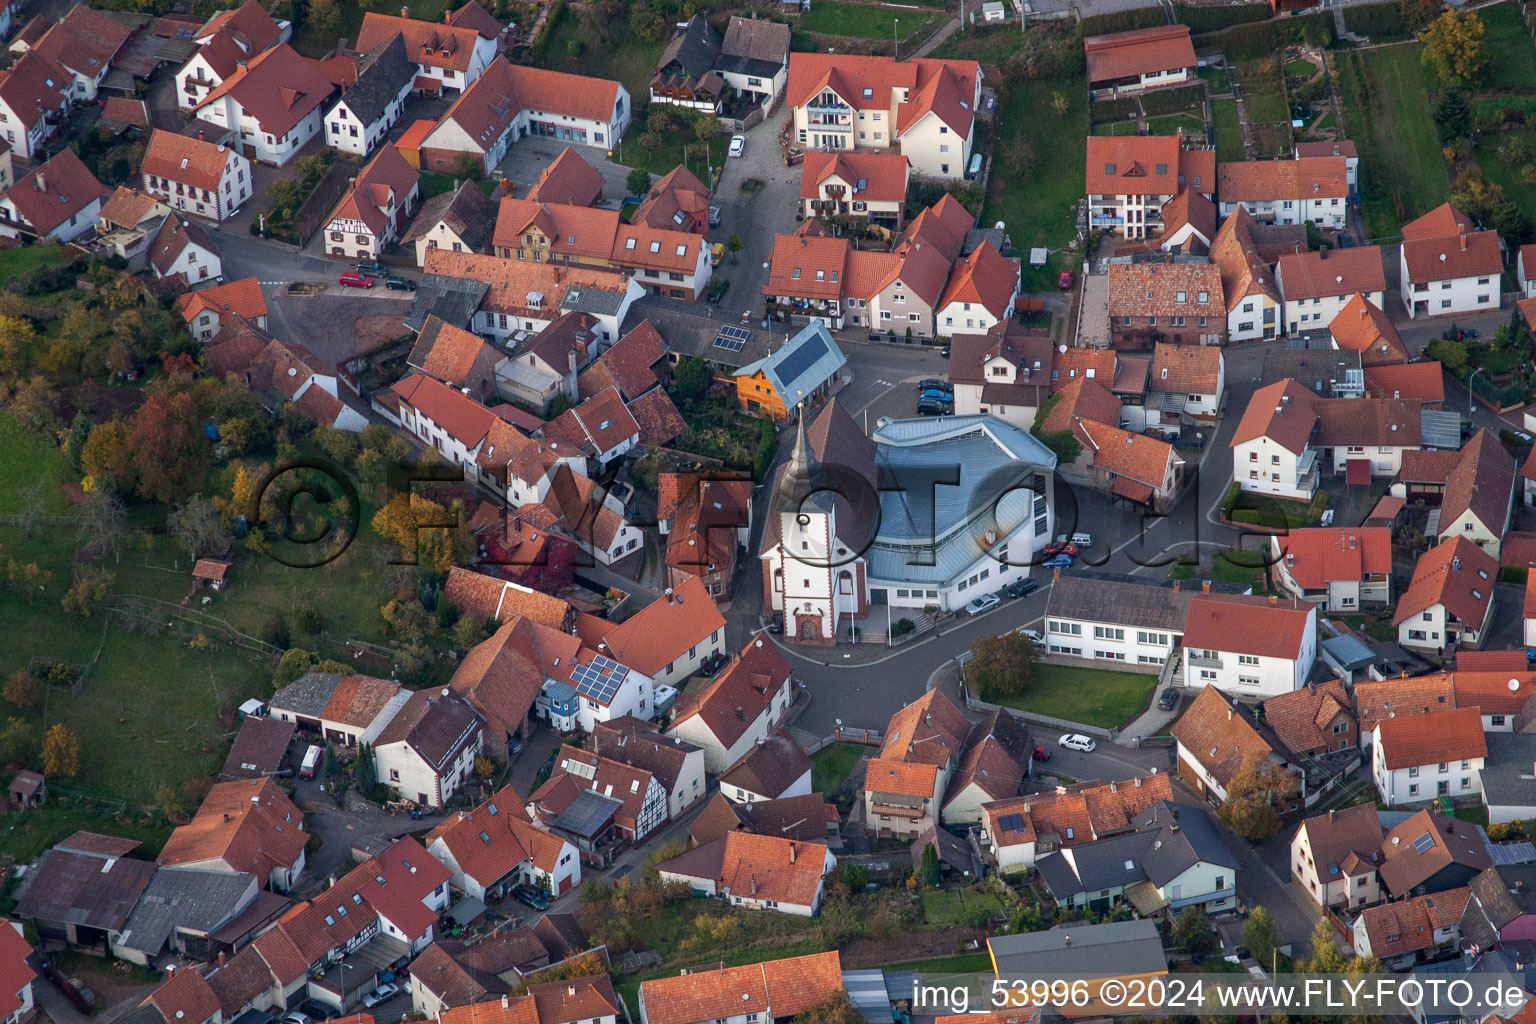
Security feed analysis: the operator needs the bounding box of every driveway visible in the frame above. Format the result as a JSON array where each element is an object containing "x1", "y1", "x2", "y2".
[
  {"x1": 711, "y1": 115, "x2": 804, "y2": 322},
  {"x1": 497, "y1": 135, "x2": 635, "y2": 201}
]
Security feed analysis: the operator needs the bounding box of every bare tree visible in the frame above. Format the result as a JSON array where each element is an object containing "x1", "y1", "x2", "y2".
[
  {"x1": 167, "y1": 495, "x2": 230, "y2": 562},
  {"x1": 77, "y1": 488, "x2": 127, "y2": 563}
]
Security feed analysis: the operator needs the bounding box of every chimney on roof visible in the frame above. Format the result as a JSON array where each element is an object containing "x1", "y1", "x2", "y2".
[
  {"x1": 402, "y1": 5, "x2": 410, "y2": 15},
  {"x1": 218, "y1": 952, "x2": 226, "y2": 968},
  {"x1": 1228, "y1": 707, "x2": 1234, "y2": 720},
  {"x1": 502, "y1": 997, "x2": 509, "y2": 1011},
  {"x1": 35, "y1": 174, "x2": 45, "y2": 193},
  {"x1": 224, "y1": 812, "x2": 231, "y2": 823},
  {"x1": 1461, "y1": 236, "x2": 1468, "y2": 251},
  {"x1": 1202, "y1": 581, "x2": 1210, "y2": 593},
  {"x1": 1269, "y1": 595, "x2": 1278, "y2": 604},
  {"x1": 1328, "y1": 809, "x2": 1335, "y2": 823},
  {"x1": 1108, "y1": 780, "x2": 1117, "y2": 792},
  {"x1": 789, "y1": 841, "x2": 797, "y2": 863},
  {"x1": 1172, "y1": 581, "x2": 1179, "y2": 591},
  {"x1": 1134, "y1": 776, "x2": 1142, "y2": 787},
  {"x1": 445, "y1": 9, "x2": 451, "y2": 20}
]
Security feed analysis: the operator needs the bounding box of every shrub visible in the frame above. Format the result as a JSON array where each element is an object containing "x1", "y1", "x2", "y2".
[
  {"x1": 1173, "y1": 3, "x2": 1269, "y2": 32},
  {"x1": 528, "y1": 0, "x2": 566, "y2": 61},
  {"x1": 892, "y1": 618, "x2": 916, "y2": 638},
  {"x1": 1199, "y1": 13, "x2": 1334, "y2": 60},
  {"x1": 1230, "y1": 509, "x2": 1292, "y2": 529},
  {"x1": 1344, "y1": 0, "x2": 1416, "y2": 40},
  {"x1": 1076, "y1": 6, "x2": 1164, "y2": 36},
  {"x1": 1489, "y1": 819, "x2": 1526, "y2": 842},
  {"x1": 1499, "y1": 567, "x2": 1529, "y2": 584}
]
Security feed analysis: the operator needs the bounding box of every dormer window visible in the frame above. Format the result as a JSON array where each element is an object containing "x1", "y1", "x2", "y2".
[
  {"x1": 625, "y1": 237, "x2": 636, "y2": 249},
  {"x1": 862, "y1": 87, "x2": 873, "y2": 98},
  {"x1": 649, "y1": 240, "x2": 660, "y2": 253},
  {"x1": 676, "y1": 244, "x2": 686, "y2": 257}
]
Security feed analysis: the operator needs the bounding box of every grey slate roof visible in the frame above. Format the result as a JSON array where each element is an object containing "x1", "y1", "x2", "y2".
[
  {"x1": 1478, "y1": 731, "x2": 1536, "y2": 814},
  {"x1": 732, "y1": 322, "x2": 847, "y2": 406},
  {"x1": 656, "y1": 15, "x2": 720, "y2": 80},
  {"x1": 15, "y1": 848, "x2": 156, "y2": 931},
  {"x1": 1261, "y1": 347, "x2": 1363, "y2": 395},
  {"x1": 1464, "y1": 863, "x2": 1536, "y2": 950},
  {"x1": 404, "y1": 179, "x2": 497, "y2": 253},
  {"x1": 1321, "y1": 633, "x2": 1375, "y2": 671},
  {"x1": 988, "y1": 919, "x2": 1166, "y2": 978},
  {"x1": 551, "y1": 789, "x2": 623, "y2": 838},
  {"x1": 1036, "y1": 801, "x2": 1235, "y2": 902},
  {"x1": 1038, "y1": 830, "x2": 1149, "y2": 899},
  {"x1": 339, "y1": 33, "x2": 413, "y2": 126},
  {"x1": 407, "y1": 274, "x2": 491, "y2": 333},
  {"x1": 716, "y1": 16, "x2": 789, "y2": 78},
  {"x1": 116, "y1": 867, "x2": 259, "y2": 955},
  {"x1": 270, "y1": 671, "x2": 342, "y2": 719},
  {"x1": 1045, "y1": 571, "x2": 1250, "y2": 632},
  {"x1": 562, "y1": 283, "x2": 626, "y2": 317}
]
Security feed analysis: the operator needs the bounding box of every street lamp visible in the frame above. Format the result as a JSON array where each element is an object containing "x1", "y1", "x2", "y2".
[
  {"x1": 893, "y1": 17, "x2": 899, "y2": 59},
  {"x1": 1469, "y1": 366, "x2": 1488, "y2": 415}
]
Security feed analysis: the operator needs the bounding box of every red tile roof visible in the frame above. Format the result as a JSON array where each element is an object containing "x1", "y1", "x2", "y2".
[
  {"x1": 1393, "y1": 536, "x2": 1499, "y2": 628},
  {"x1": 1218, "y1": 156, "x2": 1347, "y2": 201},
  {"x1": 1229, "y1": 377, "x2": 1318, "y2": 453},
  {"x1": 1354, "y1": 674, "x2": 1457, "y2": 735},
  {"x1": 655, "y1": 832, "x2": 830, "y2": 907},
  {"x1": 1439, "y1": 428, "x2": 1516, "y2": 537},
  {"x1": 1329, "y1": 294, "x2": 1408, "y2": 365},
  {"x1": 1450, "y1": 670, "x2": 1536, "y2": 716},
  {"x1": 1084, "y1": 24, "x2": 1195, "y2": 83},
  {"x1": 32, "y1": 4, "x2": 131, "y2": 82},
  {"x1": 0, "y1": 51, "x2": 69, "y2": 135},
  {"x1": 1150, "y1": 342, "x2": 1222, "y2": 394},
  {"x1": 1209, "y1": 204, "x2": 1280, "y2": 310},
  {"x1": 1402, "y1": 202, "x2": 1475, "y2": 241},
  {"x1": 328, "y1": 143, "x2": 418, "y2": 238},
  {"x1": 528, "y1": 146, "x2": 605, "y2": 207},
  {"x1": 936, "y1": 240, "x2": 1018, "y2": 318},
  {"x1": 881, "y1": 689, "x2": 971, "y2": 768},
  {"x1": 1364, "y1": 362, "x2": 1445, "y2": 403},
  {"x1": 610, "y1": 222, "x2": 705, "y2": 276},
  {"x1": 147, "y1": 965, "x2": 220, "y2": 1024},
  {"x1": 0, "y1": 922, "x2": 35, "y2": 1024},
  {"x1": 799, "y1": 150, "x2": 910, "y2": 205},
  {"x1": 639, "y1": 951, "x2": 842, "y2": 1024},
  {"x1": 1182, "y1": 593, "x2": 1314, "y2": 660},
  {"x1": 3, "y1": 148, "x2": 107, "y2": 235},
  {"x1": 1276, "y1": 246, "x2": 1386, "y2": 302},
  {"x1": 672, "y1": 632, "x2": 792, "y2": 746},
  {"x1": 356, "y1": 13, "x2": 485, "y2": 73},
  {"x1": 492, "y1": 196, "x2": 617, "y2": 259},
  {"x1": 177, "y1": 277, "x2": 268, "y2": 323},
  {"x1": 195, "y1": 43, "x2": 336, "y2": 139},
  {"x1": 1275, "y1": 527, "x2": 1390, "y2": 588},
  {"x1": 100, "y1": 95, "x2": 149, "y2": 127},
  {"x1": 143, "y1": 129, "x2": 239, "y2": 191},
  {"x1": 392, "y1": 372, "x2": 499, "y2": 450},
  {"x1": 864, "y1": 757, "x2": 939, "y2": 798},
  {"x1": 1402, "y1": 223, "x2": 1502, "y2": 283},
  {"x1": 1262, "y1": 679, "x2": 1354, "y2": 754},
  {"x1": 1374, "y1": 706, "x2": 1485, "y2": 769},
  {"x1": 602, "y1": 577, "x2": 725, "y2": 677},
  {"x1": 158, "y1": 777, "x2": 307, "y2": 878},
  {"x1": 1170, "y1": 686, "x2": 1294, "y2": 790},
  {"x1": 1296, "y1": 140, "x2": 1358, "y2": 160},
  {"x1": 764, "y1": 233, "x2": 847, "y2": 299},
  {"x1": 785, "y1": 53, "x2": 978, "y2": 136},
  {"x1": 983, "y1": 774, "x2": 1173, "y2": 849},
  {"x1": 1077, "y1": 418, "x2": 1175, "y2": 489},
  {"x1": 1378, "y1": 810, "x2": 1490, "y2": 898},
  {"x1": 1296, "y1": 803, "x2": 1383, "y2": 876},
  {"x1": 1106, "y1": 261, "x2": 1223, "y2": 321},
  {"x1": 1356, "y1": 888, "x2": 1471, "y2": 958},
  {"x1": 1086, "y1": 135, "x2": 1214, "y2": 195},
  {"x1": 425, "y1": 783, "x2": 571, "y2": 885}
]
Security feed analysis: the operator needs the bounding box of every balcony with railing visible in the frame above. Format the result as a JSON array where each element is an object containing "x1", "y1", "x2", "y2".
[
  {"x1": 807, "y1": 99, "x2": 851, "y2": 115},
  {"x1": 1188, "y1": 652, "x2": 1222, "y2": 669}
]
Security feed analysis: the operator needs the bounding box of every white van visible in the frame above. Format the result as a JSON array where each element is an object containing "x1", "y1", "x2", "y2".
[{"x1": 299, "y1": 744, "x2": 322, "y2": 779}]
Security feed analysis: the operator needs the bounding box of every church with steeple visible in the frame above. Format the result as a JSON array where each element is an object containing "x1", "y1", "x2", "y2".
[{"x1": 761, "y1": 399, "x2": 1059, "y2": 645}]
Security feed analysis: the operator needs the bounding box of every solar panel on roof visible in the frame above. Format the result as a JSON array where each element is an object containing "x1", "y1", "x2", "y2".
[
  {"x1": 722, "y1": 325, "x2": 750, "y2": 341},
  {"x1": 773, "y1": 332, "x2": 828, "y2": 394},
  {"x1": 713, "y1": 332, "x2": 745, "y2": 352},
  {"x1": 1413, "y1": 831, "x2": 1435, "y2": 853}
]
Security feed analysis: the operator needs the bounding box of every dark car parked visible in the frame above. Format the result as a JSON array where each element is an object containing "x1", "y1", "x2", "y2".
[
  {"x1": 1006, "y1": 578, "x2": 1038, "y2": 599},
  {"x1": 699, "y1": 651, "x2": 730, "y2": 677},
  {"x1": 1157, "y1": 688, "x2": 1179, "y2": 711},
  {"x1": 512, "y1": 884, "x2": 549, "y2": 911}
]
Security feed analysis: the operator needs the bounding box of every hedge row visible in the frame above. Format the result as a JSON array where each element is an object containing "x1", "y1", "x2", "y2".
[
  {"x1": 1195, "y1": 11, "x2": 1334, "y2": 60},
  {"x1": 1076, "y1": 6, "x2": 1165, "y2": 38},
  {"x1": 528, "y1": 0, "x2": 566, "y2": 62},
  {"x1": 1229, "y1": 508, "x2": 1293, "y2": 529},
  {"x1": 1173, "y1": 3, "x2": 1271, "y2": 34},
  {"x1": 1343, "y1": 0, "x2": 1417, "y2": 40}
]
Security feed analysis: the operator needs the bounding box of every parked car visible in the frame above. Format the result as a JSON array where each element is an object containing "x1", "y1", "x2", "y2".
[
  {"x1": 339, "y1": 272, "x2": 374, "y2": 289},
  {"x1": 729, "y1": 134, "x2": 746, "y2": 158},
  {"x1": 1032, "y1": 745, "x2": 1051, "y2": 762},
  {"x1": 706, "y1": 278, "x2": 730, "y2": 304},
  {"x1": 508, "y1": 732, "x2": 523, "y2": 756},
  {"x1": 1058, "y1": 532, "x2": 1094, "y2": 548},
  {"x1": 280, "y1": 1014, "x2": 311, "y2": 1024},
  {"x1": 919, "y1": 378, "x2": 952, "y2": 394},
  {"x1": 362, "y1": 985, "x2": 399, "y2": 1009},
  {"x1": 919, "y1": 385, "x2": 952, "y2": 401},
  {"x1": 767, "y1": 617, "x2": 783, "y2": 634},
  {"x1": 384, "y1": 276, "x2": 416, "y2": 291},
  {"x1": 964, "y1": 593, "x2": 1001, "y2": 616},
  {"x1": 297, "y1": 1002, "x2": 331, "y2": 1021},
  {"x1": 1005, "y1": 578, "x2": 1038, "y2": 598},
  {"x1": 698, "y1": 651, "x2": 730, "y2": 677},
  {"x1": 917, "y1": 399, "x2": 951, "y2": 416},
  {"x1": 1058, "y1": 270, "x2": 1074, "y2": 290},
  {"x1": 1018, "y1": 628, "x2": 1044, "y2": 645},
  {"x1": 1059, "y1": 733, "x2": 1096, "y2": 752},
  {"x1": 708, "y1": 206, "x2": 722, "y2": 227},
  {"x1": 939, "y1": 344, "x2": 951, "y2": 358},
  {"x1": 1044, "y1": 540, "x2": 1079, "y2": 557},
  {"x1": 512, "y1": 884, "x2": 550, "y2": 910},
  {"x1": 1157, "y1": 688, "x2": 1180, "y2": 711},
  {"x1": 1044, "y1": 554, "x2": 1073, "y2": 569},
  {"x1": 355, "y1": 260, "x2": 388, "y2": 276}
]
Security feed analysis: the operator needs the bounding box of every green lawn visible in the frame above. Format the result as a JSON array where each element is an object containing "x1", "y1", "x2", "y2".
[
  {"x1": 1139, "y1": 85, "x2": 1204, "y2": 116},
  {"x1": 1197, "y1": 65, "x2": 1233, "y2": 94},
  {"x1": 929, "y1": 26, "x2": 1025, "y2": 63},
  {"x1": 1149, "y1": 113, "x2": 1205, "y2": 137},
  {"x1": 795, "y1": 2, "x2": 937, "y2": 44},
  {"x1": 419, "y1": 173, "x2": 497, "y2": 200},
  {"x1": 1212, "y1": 97, "x2": 1245, "y2": 161},
  {"x1": 1092, "y1": 121, "x2": 1141, "y2": 136},
  {"x1": 1238, "y1": 73, "x2": 1289, "y2": 123},
  {"x1": 536, "y1": 13, "x2": 665, "y2": 125},
  {"x1": 1283, "y1": 58, "x2": 1316, "y2": 78},
  {"x1": 0, "y1": 245, "x2": 73, "y2": 281},
  {"x1": 1335, "y1": 44, "x2": 1447, "y2": 239},
  {"x1": 811, "y1": 741, "x2": 865, "y2": 796},
  {"x1": 1091, "y1": 97, "x2": 1138, "y2": 125},
  {"x1": 1309, "y1": 110, "x2": 1336, "y2": 135},
  {"x1": 882, "y1": 952, "x2": 997, "y2": 973},
  {"x1": 982, "y1": 664, "x2": 1157, "y2": 729},
  {"x1": 921, "y1": 889, "x2": 1003, "y2": 926},
  {"x1": 1454, "y1": 805, "x2": 1490, "y2": 827},
  {"x1": 982, "y1": 76, "x2": 1087, "y2": 256},
  {"x1": 0, "y1": 803, "x2": 172, "y2": 863},
  {"x1": 1481, "y1": 1, "x2": 1536, "y2": 91},
  {"x1": 291, "y1": 0, "x2": 455, "y2": 56}
]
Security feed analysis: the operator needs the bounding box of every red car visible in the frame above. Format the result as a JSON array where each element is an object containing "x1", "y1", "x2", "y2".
[
  {"x1": 339, "y1": 272, "x2": 374, "y2": 288},
  {"x1": 1044, "y1": 540, "x2": 1079, "y2": 557},
  {"x1": 1032, "y1": 745, "x2": 1051, "y2": 762},
  {"x1": 1057, "y1": 270, "x2": 1074, "y2": 290}
]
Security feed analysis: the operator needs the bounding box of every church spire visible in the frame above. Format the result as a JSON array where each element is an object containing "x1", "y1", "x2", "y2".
[{"x1": 776, "y1": 404, "x2": 832, "y2": 515}]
